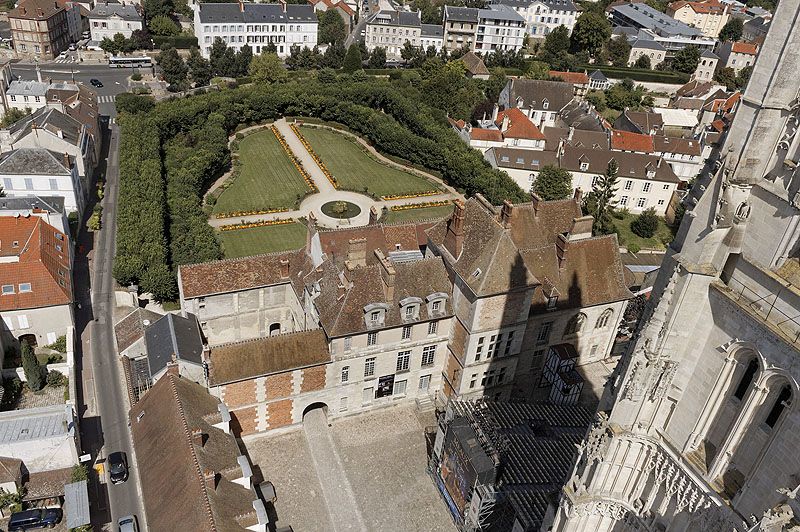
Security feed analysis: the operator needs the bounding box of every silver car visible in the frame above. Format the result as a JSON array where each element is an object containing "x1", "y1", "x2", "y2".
[{"x1": 118, "y1": 515, "x2": 138, "y2": 532}]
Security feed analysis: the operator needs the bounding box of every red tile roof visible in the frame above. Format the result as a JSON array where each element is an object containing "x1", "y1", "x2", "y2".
[
  {"x1": 549, "y1": 70, "x2": 589, "y2": 85},
  {"x1": 732, "y1": 42, "x2": 758, "y2": 55},
  {"x1": 610, "y1": 129, "x2": 654, "y2": 153},
  {"x1": 495, "y1": 108, "x2": 546, "y2": 141},
  {"x1": 470, "y1": 127, "x2": 504, "y2": 142},
  {"x1": 669, "y1": 0, "x2": 726, "y2": 13},
  {"x1": 711, "y1": 119, "x2": 726, "y2": 132},
  {"x1": 0, "y1": 215, "x2": 71, "y2": 311}
]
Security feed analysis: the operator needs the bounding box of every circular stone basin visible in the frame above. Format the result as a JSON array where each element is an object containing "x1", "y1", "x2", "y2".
[{"x1": 321, "y1": 200, "x2": 362, "y2": 219}]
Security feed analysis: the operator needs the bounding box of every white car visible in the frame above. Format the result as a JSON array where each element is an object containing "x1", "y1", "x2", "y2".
[{"x1": 118, "y1": 515, "x2": 138, "y2": 532}]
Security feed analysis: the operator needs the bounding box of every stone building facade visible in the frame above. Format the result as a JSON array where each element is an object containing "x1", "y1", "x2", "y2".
[{"x1": 552, "y1": 0, "x2": 800, "y2": 528}]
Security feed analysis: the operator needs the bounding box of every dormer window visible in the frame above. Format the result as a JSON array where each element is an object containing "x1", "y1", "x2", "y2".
[
  {"x1": 405, "y1": 306, "x2": 414, "y2": 318},
  {"x1": 542, "y1": 99, "x2": 549, "y2": 110},
  {"x1": 580, "y1": 162, "x2": 589, "y2": 171},
  {"x1": 426, "y1": 292, "x2": 449, "y2": 316},
  {"x1": 399, "y1": 297, "x2": 423, "y2": 322},
  {"x1": 646, "y1": 169, "x2": 656, "y2": 178},
  {"x1": 371, "y1": 311, "x2": 380, "y2": 323},
  {"x1": 547, "y1": 295, "x2": 558, "y2": 309},
  {"x1": 364, "y1": 303, "x2": 389, "y2": 328}
]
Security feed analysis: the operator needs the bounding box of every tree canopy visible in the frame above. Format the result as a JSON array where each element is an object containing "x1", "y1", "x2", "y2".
[
  {"x1": 718, "y1": 18, "x2": 743, "y2": 42},
  {"x1": 343, "y1": 43, "x2": 363, "y2": 73},
  {"x1": 157, "y1": 47, "x2": 188, "y2": 91},
  {"x1": 607, "y1": 36, "x2": 631, "y2": 67},
  {"x1": 670, "y1": 45, "x2": 701, "y2": 74},
  {"x1": 533, "y1": 166, "x2": 573, "y2": 200},
  {"x1": 318, "y1": 10, "x2": 346, "y2": 45},
  {"x1": 249, "y1": 51, "x2": 288, "y2": 83},
  {"x1": 571, "y1": 13, "x2": 611, "y2": 57}
]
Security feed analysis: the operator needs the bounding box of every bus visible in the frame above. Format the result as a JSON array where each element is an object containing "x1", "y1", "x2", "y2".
[{"x1": 109, "y1": 56, "x2": 153, "y2": 68}]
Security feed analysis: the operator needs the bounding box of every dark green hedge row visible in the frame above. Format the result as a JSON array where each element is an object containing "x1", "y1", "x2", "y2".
[
  {"x1": 576, "y1": 64, "x2": 690, "y2": 84},
  {"x1": 153, "y1": 35, "x2": 199, "y2": 49}
]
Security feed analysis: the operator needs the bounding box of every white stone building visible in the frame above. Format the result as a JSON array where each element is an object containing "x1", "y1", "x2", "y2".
[
  {"x1": 0, "y1": 148, "x2": 84, "y2": 216},
  {"x1": 420, "y1": 23, "x2": 443, "y2": 52},
  {"x1": 443, "y1": 5, "x2": 478, "y2": 51},
  {"x1": 666, "y1": 0, "x2": 730, "y2": 38},
  {"x1": 193, "y1": 2, "x2": 318, "y2": 58},
  {"x1": 364, "y1": 9, "x2": 421, "y2": 61},
  {"x1": 694, "y1": 48, "x2": 719, "y2": 80},
  {"x1": 496, "y1": 0, "x2": 578, "y2": 39},
  {"x1": 475, "y1": 4, "x2": 526, "y2": 54},
  {"x1": 627, "y1": 38, "x2": 667, "y2": 67},
  {"x1": 498, "y1": 78, "x2": 576, "y2": 129},
  {"x1": 88, "y1": 2, "x2": 142, "y2": 41},
  {"x1": 551, "y1": 1, "x2": 800, "y2": 528},
  {"x1": 716, "y1": 40, "x2": 759, "y2": 73}
]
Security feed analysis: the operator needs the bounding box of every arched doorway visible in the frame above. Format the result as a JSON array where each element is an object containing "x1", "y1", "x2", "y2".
[
  {"x1": 269, "y1": 323, "x2": 281, "y2": 336},
  {"x1": 302, "y1": 402, "x2": 329, "y2": 420}
]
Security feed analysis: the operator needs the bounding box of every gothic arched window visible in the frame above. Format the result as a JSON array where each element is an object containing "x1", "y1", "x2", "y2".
[
  {"x1": 733, "y1": 359, "x2": 758, "y2": 401},
  {"x1": 595, "y1": 309, "x2": 614, "y2": 329},
  {"x1": 564, "y1": 313, "x2": 586, "y2": 336},
  {"x1": 765, "y1": 385, "x2": 792, "y2": 429}
]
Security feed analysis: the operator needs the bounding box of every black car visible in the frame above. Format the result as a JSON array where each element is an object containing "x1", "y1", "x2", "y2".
[
  {"x1": 8, "y1": 508, "x2": 62, "y2": 530},
  {"x1": 108, "y1": 451, "x2": 129, "y2": 484},
  {"x1": 90, "y1": 78, "x2": 103, "y2": 87}
]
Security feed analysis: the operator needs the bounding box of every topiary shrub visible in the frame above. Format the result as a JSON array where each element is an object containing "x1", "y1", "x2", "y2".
[
  {"x1": 631, "y1": 207, "x2": 659, "y2": 238},
  {"x1": 20, "y1": 341, "x2": 43, "y2": 392}
]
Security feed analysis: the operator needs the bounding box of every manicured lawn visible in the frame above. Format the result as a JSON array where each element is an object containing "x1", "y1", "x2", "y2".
[
  {"x1": 612, "y1": 211, "x2": 675, "y2": 251},
  {"x1": 382, "y1": 205, "x2": 455, "y2": 224},
  {"x1": 299, "y1": 126, "x2": 437, "y2": 198},
  {"x1": 212, "y1": 129, "x2": 309, "y2": 215},
  {"x1": 219, "y1": 223, "x2": 308, "y2": 258}
]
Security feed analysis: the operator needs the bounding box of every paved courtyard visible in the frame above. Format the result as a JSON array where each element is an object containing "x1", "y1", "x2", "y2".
[{"x1": 245, "y1": 404, "x2": 456, "y2": 532}]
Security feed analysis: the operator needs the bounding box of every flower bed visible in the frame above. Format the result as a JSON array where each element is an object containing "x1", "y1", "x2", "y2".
[
  {"x1": 271, "y1": 125, "x2": 318, "y2": 193},
  {"x1": 290, "y1": 123, "x2": 338, "y2": 189},
  {"x1": 389, "y1": 200, "x2": 452, "y2": 211},
  {"x1": 215, "y1": 207, "x2": 289, "y2": 219},
  {"x1": 381, "y1": 191, "x2": 440, "y2": 201},
  {"x1": 220, "y1": 218, "x2": 295, "y2": 231}
]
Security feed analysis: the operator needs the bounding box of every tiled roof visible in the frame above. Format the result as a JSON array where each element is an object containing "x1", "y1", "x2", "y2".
[
  {"x1": 0, "y1": 148, "x2": 72, "y2": 176},
  {"x1": 548, "y1": 70, "x2": 589, "y2": 85},
  {"x1": 8, "y1": 107, "x2": 83, "y2": 147},
  {"x1": 316, "y1": 221, "x2": 437, "y2": 268},
  {"x1": 0, "y1": 457, "x2": 22, "y2": 485},
  {"x1": 470, "y1": 127, "x2": 504, "y2": 142},
  {"x1": 560, "y1": 145, "x2": 679, "y2": 183},
  {"x1": 444, "y1": 5, "x2": 478, "y2": 22},
  {"x1": 144, "y1": 312, "x2": 204, "y2": 376},
  {"x1": 669, "y1": 0, "x2": 726, "y2": 14},
  {"x1": 114, "y1": 307, "x2": 163, "y2": 353},
  {"x1": 496, "y1": 108, "x2": 546, "y2": 140},
  {"x1": 89, "y1": 2, "x2": 141, "y2": 20},
  {"x1": 198, "y1": 2, "x2": 316, "y2": 23},
  {"x1": 543, "y1": 127, "x2": 609, "y2": 151},
  {"x1": 653, "y1": 135, "x2": 701, "y2": 156},
  {"x1": 0, "y1": 216, "x2": 71, "y2": 311},
  {"x1": 630, "y1": 38, "x2": 666, "y2": 51},
  {"x1": 460, "y1": 51, "x2": 490, "y2": 76},
  {"x1": 208, "y1": 329, "x2": 330, "y2": 385},
  {"x1": 610, "y1": 129, "x2": 654, "y2": 152},
  {"x1": 731, "y1": 41, "x2": 758, "y2": 54},
  {"x1": 505, "y1": 79, "x2": 574, "y2": 113},
  {"x1": 9, "y1": 0, "x2": 64, "y2": 20},
  {"x1": 24, "y1": 467, "x2": 72, "y2": 501},
  {"x1": 130, "y1": 374, "x2": 261, "y2": 532}
]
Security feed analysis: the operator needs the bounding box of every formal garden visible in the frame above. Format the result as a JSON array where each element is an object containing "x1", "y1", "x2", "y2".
[{"x1": 218, "y1": 222, "x2": 308, "y2": 258}]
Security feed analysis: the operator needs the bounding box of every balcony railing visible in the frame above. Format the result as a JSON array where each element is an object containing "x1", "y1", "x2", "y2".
[{"x1": 716, "y1": 280, "x2": 800, "y2": 346}]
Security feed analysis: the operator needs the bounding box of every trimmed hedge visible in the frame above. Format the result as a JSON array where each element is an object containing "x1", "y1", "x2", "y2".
[
  {"x1": 576, "y1": 64, "x2": 690, "y2": 84},
  {"x1": 154, "y1": 35, "x2": 199, "y2": 49}
]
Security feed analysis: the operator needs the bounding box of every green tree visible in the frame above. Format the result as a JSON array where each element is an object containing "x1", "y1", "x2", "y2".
[
  {"x1": 115, "y1": 93, "x2": 155, "y2": 114},
  {"x1": 608, "y1": 36, "x2": 631, "y2": 67},
  {"x1": 100, "y1": 36, "x2": 119, "y2": 54},
  {"x1": 235, "y1": 44, "x2": 253, "y2": 77},
  {"x1": 209, "y1": 37, "x2": 230, "y2": 76},
  {"x1": 718, "y1": 17, "x2": 743, "y2": 42},
  {"x1": 532, "y1": 165, "x2": 573, "y2": 200},
  {"x1": 420, "y1": 59, "x2": 482, "y2": 121},
  {"x1": 157, "y1": 47, "x2": 188, "y2": 90},
  {"x1": 21, "y1": 341, "x2": 43, "y2": 392},
  {"x1": 318, "y1": 9, "x2": 346, "y2": 45},
  {"x1": 187, "y1": 47, "x2": 212, "y2": 86},
  {"x1": 343, "y1": 43, "x2": 363, "y2": 72},
  {"x1": 148, "y1": 14, "x2": 179, "y2": 36},
  {"x1": 540, "y1": 25, "x2": 570, "y2": 62},
  {"x1": 631, "y1": 207, "x2": 659, "y2": 238},
  {"x1": 585, "y1": 159, "x2": 619, "y2": 235},
  {"x1": 249, "y1": 51, "x2": 288, "y2": 83},
  {"x1": 0, "y1": 107, "x2": 30, "y2": 127},
  {"x1": 585, "y1": 90, "x2": 606, "y2": 111},
  {"x1": 140, "y1": 264, "x2": 177, "y2": 302},
  {"x1": 524, "y1": 60, "x2": 550, "y2": 79},
  {"x1": 635, "y1": 54, "x2": 651, "y2": 69},
  {"x1": 736, "y1": 65, "x2": 753, "y2": 89},
  {"x1": 671, "y1": 45, "x2": 701, "y2": 74},
  {"x1": 317, "y1": 67, "x2": 337, "y2": 83},
  {"x1": 143, "y1": 0, "x2": 174, "y2": 21},
  {"x1": 400, "y1": 41, "x2": 425, "y2": 66},
  {"x1": 411, "y1": 0, "x2": 441, "y2": 24},
  {"x1": 714, "y1": 66, "x2": 737, "y2": 90},
  {"x1": 368, "y1": 46, "x2": 386, "y2": 68},
  {"x1": 130, "y1": 28, "x2": 153, "y2": 50},
  {"x1": 322, "y1": 40, "x2": 345, "y2": 68},
  {"x1": 571, "y1": 12, "x2": 610, "y2": 57}
]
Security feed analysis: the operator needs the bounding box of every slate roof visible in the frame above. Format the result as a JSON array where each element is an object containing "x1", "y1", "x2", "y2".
[
  {"x1": 653, "y1": 135, "x2": 701, "y2": 156},
  {"x1": 505, "y1": 79, "x2": 574, "y2": 113},
  {"x1": 701, "y1": 49, "x2": 719, "y2": 59},
  {"x1": 560, "y1": 145, "x2": 679, "y2": 183},
  {"x1": 89, "y1": 2, "x2": 141, "y2": 20},
  {"x1": 421, "y1": 23, "x2": 443, "y2": 37},
  {"x1": 144, "y1": 312, "x2": 204, "y2": 376},
  {"x1": 0, "y1": 405, "x2": 73, "y2": 444},
  {"x1": 0, "y1": 215, "x2": 71, "y2": 311},
  {"x1": 610, "y1": 2, "x2": 703, "y2": 37},
  {"x1": 208, "y1": 329, "x2": 330, "y2": 385},
  {"x1": 444, "y1": 5, "x2": 478, "y2": 22},
  {"x1": 0, "y1": 148, "x2": 71, "y2": 175},
  {"x1": 197, "y1": 2, "x2": 316, "y2": 23},
  {"x1": 558, "y1": 100, "x2": 606, "y2": 131},
  {"x1": 479, "y1": 3, "x2": 525, "y2": 22},
  {"x1": 0, "y1": 195, "x2": 64, "y2": 214},
  {"x1": 366, "y1": 9, "x2": 421, "y2": 26},
  {"x1": 490, "y1": 147, "x2": 558, "y2": 170},
  {"x1": 614, "y1": 110, "x2": 663, "y2": 134},
  {"x1": 543, "y1": 126, "x2": 609, "y2": 151},
  {"x1": 549, "y1": 70, "x2": 589, "y2": 85},
  {"x1": 630, "y1": 38, "x2": 666, "y2": 51},
  {"x1": 8, "y1": 107, "x2": 83, "y2": 147},
  {"x1": 114, "y1": 307, "x2": 164, "y2": 353},
  {"x1": 130, "y1": 375, "x2": 261, "y2": 532},
  {"x1": 5, "y1": 80, "x2": 48, "y2": 98},
  {"x1": 460, "y1": 51, "x2": 490, "y2": 76},
  {"x1": 316, "y1": 221, "x2": 436, "y2": 268}
]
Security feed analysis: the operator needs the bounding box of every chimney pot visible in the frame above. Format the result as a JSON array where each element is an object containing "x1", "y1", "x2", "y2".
[
  {"x1": 531, "y1": 193, "x2": 542, "y2": 215},
  {"x1": 500, "y1": 200, "x2": 513, "y2": 228},
  {"x1": 347, "y1": 238, "x2": 367, "y2": 267},
  {"x1": 204, "y1": 469, "x2": 218, "y2": 490},
  {"x1": 556, "y1": 233, "x2": 569, "y2": 268},
  {"x1": 280, "y1": 258, "x2": 289, "y2": 278},
  {"x1": 369, "y1": 205, "x2": 379, "y2": 225},
  {"x1": 374, "y1": 249, "x2": 395, "y2": 301}
]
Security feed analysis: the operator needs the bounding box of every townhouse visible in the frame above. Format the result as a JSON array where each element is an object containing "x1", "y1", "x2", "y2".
[
  {"x1": 443, "y1": 4, "x2": 525, "y2": 54},
  {"x1": 9, "y1": 0, "x2": 71, "y2": 60},
  {"x1": 420, "y1": 23, "x2": 443, "y2": 52},
  {"x1": 666, "y1": 0, "x2": 729, "y2": 38},
  {"x1": 449, "y1": 106, "x2": 547, "y2": 152},
  {"x1": 364, "y1": 10, "x2": 421, "y2": 61},
  {"x1": 496, "y1": 0, "x2": 578, "y2": 39},
  {"x1": 0, "y1": 148, "x2": 85, "y2": 216},
  {"x1": 443, "y1": 5, "x2": 478, "y2": 51},
  {"x1": 88, "y1": 2, "x2": 143, "y2": 41},
  {"x1": 716, "y1": 40, "x2": 758, "y2": 73},
  {"x1": 193, "y1": 1, "x2": 317, "y2": 58},
  {"x1": 628, "y1": 38, "x2": 667, "y2": 67},
  {"x1": 498, "y1": 78, "x2": 575, "y2": 129}
]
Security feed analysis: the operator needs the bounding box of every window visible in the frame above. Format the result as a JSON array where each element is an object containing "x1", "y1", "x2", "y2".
[
  {"x1": 18, "y1": 283, "x2": 31, "y2": 293},
  {"x1": 402, "y1": 325, "x2": 412, "y2": 340},
  {"x1": 564, "y1": 313, "x2": 586, "y2": 336},
  {"x1": 663, "y1": 184, "x2": 671, "y2": 190},
  {"x1": 619, "y1": 196, "x2": 629, "y2": 206},
  {"x1": 419, "y1": 374, "x2": 431, "y2": 392},
  {"x1": 765, "y1": 385, "x2": 792, "y2": 428},
  {"x1": 469, "y1": 373, "x2": 477, "y2": 389},
  {"x1": 637, "y1": 198, "x2": 647, "y2": 208},
  {"x1": 1, "y1": 285, "x2": 14, "y2": 295},
  {"x1": 432, "y1": 300, "x2": 441, "y2": 312},
  {"x1": 422, "y1": 345, "x2": 436, "y2": 367},
  {"x1": 24, "y1": 178, "x2": 33, "y2": 190},
  {"x1": 488, "y1": 333, "x2": 503, "y2": 358},
  {"x1": 396, "y1": 351, "x2": 410, "y2": 372},
  {"x1": 658, "y1": 199, "x2": 665, "y2": 206},
  {"x1": 17, "y1": 315, "x2": 29, "y2": 329},
  {"x1": 367, "y1": 332, "x2": 377, "y2": 346},
  {"x1": 536, "y1": 321, "x2": 553, "y2": 345},
  {"x1": 393, "y1": 379, "x2": 407, "y2": 396},
  {"x1": 475, "y1": 336, "x2": 485, "y2": 362},
  {"x1": 642, "y1": 182, "x2": 652, "y2": 193},
  {"x1": 504, "y1": 330, "x2": 514, "y2": 356},
  {"x1": 733, "y1": 359, "x2": 758, "y2": 401},
  {"x1": 547, "y1": 296, "x2": 558, "y2": 309},
  {"x1": 580, "y1": 162, "x2": 589, "y2": 171},
  {"x1": 341, "y1": 366, "x2": 349, "y2": 383},
  {"x1": 370, "y1": 311, "x2": 380, "y2": 323},
  {"x1": 364, "y1": 357, "x2": 375, "y2": 377},
  {"x1": 339, "y1": 396, "x2": 348, "y2": 412},
  {"x1": 624, "y1": 180, "x2": 633, "y2": 190},
  {"x1": 2, "y1": 178, "x2": 10, "y2": 190},
  {"x1": 344, "y1": 336, "x2": 352, "y2": 352},
  {"x1": 428, "y1": 320, "x2": 438, "y2": 335},
  {"x1": 596, "y1": 309, "x2": 613, "y2": 329},
  {"x1": 405, "y1": 305, "x2": 414, "y2": 318}
]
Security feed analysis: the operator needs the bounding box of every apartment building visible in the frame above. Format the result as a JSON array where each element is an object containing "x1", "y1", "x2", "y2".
[
  {"x1": 193, "y1": 1, "x2": 318, "y2": 58},
  {"x1": 9, "y1": 0, "x2": 71, "y2": 60},
  {"x1": 496, "y1": 0, "x2": 578, "y2": 39},
  {"x1": 364, "y1": 9, "x2": 421, "y2": 61},
  {"x1": 666, "y1": 0, "x2": 729, "y2": 38},
  {"x1": 420, "y1": 22, "x2": 443, "y2": 51},
  {"x1": 0, "y1": 148, "x2": 84, "y2": 216},
  {"x1": 609, "y1": 2, "x2": 716, "y2": 52},
  {"x1": 88, "y1": 2, "x2": 143, "y2": 41},
  {"x1": 443, "y1": 5, "x2": 478, "y2": 51},
  {"x1": 474, "y1": 4, "x2": 526, "y2": 53}
]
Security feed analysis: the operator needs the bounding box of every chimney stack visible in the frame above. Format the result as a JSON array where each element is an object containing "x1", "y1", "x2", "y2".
[
  {"x1": 374, "y1": 249, "x2": 395, "y2": 301},
  {"x1": 305, "y1": 211, "x2": 317, "y2": 254},
  {"x1": 191, "y1": 428, "x2": 205, "y2": 447},
  {"x1": 556, "y1": 233, "x2": 569, "y2": 268},
  {"x1": 501, "y1": 112, "x2": 510, "y2": 133},
  {"x1": 204, "y1": 469, "x2": 218, "y2": 491},
  {"x1": 36, "y1": 64, "x2": 42, "y2": 83},
  {"x1": 491, "y1": 103, "x2": 499, "y2": 123},
  {"x1": 165, "y1": 361, "x2": 179, "y2": 376},
  {"x1": 568, "y1": 126, "x2": 575, "y2": 141},
  {"x1": 568, "y1": 215, "x2": 594, "y2": 241},
  {"x1": 573, "y1": 187, "x2": 583, "y2": 203},
  {"x1": 62, "y1": 152, "x2": 70, "y2": 169},
  {"x1": 238, "y1": 0, "x2": 243, "y2": 11},
  {"x1": 347, "y1": 237, "x2": 367, "y2": 267},
  {"x1": 279, "y1": 258, "x2": 289, "y2": 278},
  {"x1": 531, "y1": 192, "x2": 542, "y2": 216},
  {"x1": 500, "y1": 200, "x2": 513, "y2": 228},
  {"x1": 369, "y1": 205, "x2": 378, "y2": 225},
  {"x1": 443, "y1": 199, "x2": 465, "y2": 259}
]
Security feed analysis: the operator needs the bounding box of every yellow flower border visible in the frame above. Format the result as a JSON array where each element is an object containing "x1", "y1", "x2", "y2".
[{"x1": 220, "y1": 218, "x2": 295, "y2": 231}]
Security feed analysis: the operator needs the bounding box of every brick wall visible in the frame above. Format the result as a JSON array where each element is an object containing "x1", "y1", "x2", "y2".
[
  {"x1": 300, "y1": 365, "x2": 326, "y2": 393},
  {"x1": 222, "y1": 379, "x2": 257, "y2": 407},
  {"x1": 266, "y1": 372, "x2": 293, "y2": 400},
  {"x1": 267, "y1": 399, "x2": 293, "y2": 428},
  {"x1": 231, "y1": 406, "x2": 258, "y2": 436}
]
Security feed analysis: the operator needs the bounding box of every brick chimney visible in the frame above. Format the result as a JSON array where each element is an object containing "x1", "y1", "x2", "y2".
[
  {"x1": 279, "y1": 258, "x2": 289, "y2": 278},
  {"x1": 62, "y1": 152, "x2": 70, "y2": 169},
  {"x1": 531, "y1": 192, "x2": 542, "y2": 216},
  {"x1": 500, "y1": 200, "x2": 513, "y2": 228},
  {"x1": 568, "y1": 215, "x2": 594, "y2": 241},
  {"x1": 556, "y1": 233, "x2": 569, "y2": 269},
  {"x1": 347, "y1": 238, "x2": 367, "y2": 267},
  {"x1": 443, "y1": 199, "x2": 465, "y2": 259},
  {"x1": 238, "y1": 0, "x2": 244, "y2": 11},
  {"x1": 204, "y1": 469, "x2": 218, "y2": 491},
  {"x1": 374, "y1": 249, "x2": 395, "y2": 301},
  {"x1": 191, "y1": 428, "x2": 205, "y2": 447},
  {"x1": 369, "y1": 205, "x2": 378, "y2": 225},
  {"x1": 165, "y1": 361, "x2": 180, "y2": 376}
]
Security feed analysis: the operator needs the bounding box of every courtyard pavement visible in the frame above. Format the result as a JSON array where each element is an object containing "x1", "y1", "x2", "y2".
[{"x1": 245, "y1": 404, "x2": 456, "y2": 532}]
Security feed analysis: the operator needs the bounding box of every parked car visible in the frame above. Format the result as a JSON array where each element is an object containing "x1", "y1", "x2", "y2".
[
  {"x1": 108, "y1": 451, "x2": 128, "y2": 484},
  {"x1": 90, "y1": 78, "x2": 103, "y2": 87},
  {"x1": 118, "y1": 515, "x2": 139, "y2": 532},
  {"x1": 8, "y1": 508, "x2": 63, "y2": 530},
  {"x1": 68, "y1": 43, "x2": 76, "y2": 51}
]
